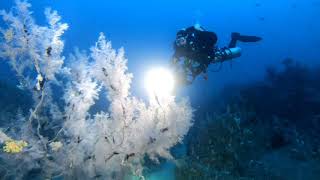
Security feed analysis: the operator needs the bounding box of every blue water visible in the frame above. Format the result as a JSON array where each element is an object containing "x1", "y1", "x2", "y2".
[
  {"x1": 1, "y1": 0, "x2": 320, "y2": 179},
  {"x1": 2, "y1": 0, "x2": 319, "y2": 103}
]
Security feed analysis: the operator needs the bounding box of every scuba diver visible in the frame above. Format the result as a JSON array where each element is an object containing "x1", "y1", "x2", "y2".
[{"x1": 171, "y1": 24, "x2": 262, "y2": 85}]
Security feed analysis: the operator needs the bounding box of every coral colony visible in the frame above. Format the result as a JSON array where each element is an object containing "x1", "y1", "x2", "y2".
[{"x1": 0, "y1": 1, "x2": 193, "y2": 179}]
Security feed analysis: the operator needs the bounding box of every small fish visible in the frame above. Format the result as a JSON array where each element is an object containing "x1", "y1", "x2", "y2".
[
  {"x1": 110, "y1": 85, "x2": 116, "y2": 91},
  {"x1": 46, "y1": 46, "x2": 52, "y2": 56},
  {"x1": 160, "y1": 127, "x2": 169, "y2": 133},
  {"x1": 105, "y1": 151, "x2": 119, "y2": 162},
  {"x1": 23, "y1": 24, "x2": 29, "y2": 34},
  {"x1": 124, "y1": 153, "x2": 135, "y2": 161},
  {"x1": 102, "y1": 67, "x2": 108, "y2": 77},
  {"x1": 104, "y1": 136, "x2": 109, "y2": 142},
  {"x1": 93, "y1": 174, "x2": 102, "y2": 178},
  {"x1": 77, "y1": 136, "x2": 82, "y2": 143},
  {"x1": 84, "y1": 155, "x2": 95, "y2": 162},
  {"x1": 148, "y1": 137, "x2": 156, "y2": 144},
  {"x1": 17, "y1": 82, "x2": 26, "y2": 90}
]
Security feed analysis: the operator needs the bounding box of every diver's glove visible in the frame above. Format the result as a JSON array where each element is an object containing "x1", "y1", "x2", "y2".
[
  {"x1": 170, "y1": 56, "x2": 182, "y2": 73},
  {"x1": 172, "y1": 57, "x2": 178, "y2": 64}
]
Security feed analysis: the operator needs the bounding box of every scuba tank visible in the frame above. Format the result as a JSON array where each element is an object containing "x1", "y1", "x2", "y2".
[{"x1": 213, "y1": 47, "x2": 242, "y2": 63}]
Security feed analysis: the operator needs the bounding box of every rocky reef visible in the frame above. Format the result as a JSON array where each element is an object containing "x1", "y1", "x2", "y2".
[{"x1": 175, "y1": 59, "x2": 320, "y2": 180}]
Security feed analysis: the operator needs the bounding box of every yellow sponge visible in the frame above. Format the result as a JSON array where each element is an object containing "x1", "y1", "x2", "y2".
[{"x1": 3, "y1": 140, "x2": 28, "y2": 154}]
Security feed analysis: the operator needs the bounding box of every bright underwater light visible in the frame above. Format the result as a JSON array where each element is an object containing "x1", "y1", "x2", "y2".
[{"x1": 145, "y1": 67, "x2": 175, "y2": 98}]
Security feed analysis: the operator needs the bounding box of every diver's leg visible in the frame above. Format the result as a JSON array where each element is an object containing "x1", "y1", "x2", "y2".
[
  {"x1": 236, "y1": 34, "x2": 262, "y2": 42},
  {"x1": 229, "y1": 32, "x2": 262, "y2": 48},
  {"x1": 201, "y1": 65, "x2": 209, "y2": 80},
  {"x1": 229, "y1": 32, "x2": 241, "y2": 48}
]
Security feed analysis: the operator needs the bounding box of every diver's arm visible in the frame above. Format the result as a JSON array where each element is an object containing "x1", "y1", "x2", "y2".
[
  {"x1": 171, "y1": 48, "x2": 184, "y2": 66},
  {"x1": 213, "y1": 47, "x2": 242, "y2": 63},
  {"x1": 171, "y1": 54, "x2": 180, "y2": 66}
]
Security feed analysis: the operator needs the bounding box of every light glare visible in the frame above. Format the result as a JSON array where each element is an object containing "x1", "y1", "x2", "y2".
[{"x1": 145, "y1": 67, "x2": 175, "y2": 97}]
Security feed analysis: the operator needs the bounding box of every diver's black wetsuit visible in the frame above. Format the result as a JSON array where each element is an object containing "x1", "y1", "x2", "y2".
[
  {"x1": 172, "y1": 26, "x2": 262, "y2": 83},
  {"x1": 173, "y1": 26, "x2": 217, "y2": 68}
]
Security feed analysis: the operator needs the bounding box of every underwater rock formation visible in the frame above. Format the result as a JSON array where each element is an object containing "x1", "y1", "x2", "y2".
[{"x1": 176, "y1": 59, "x2": 320, "y2": 179}]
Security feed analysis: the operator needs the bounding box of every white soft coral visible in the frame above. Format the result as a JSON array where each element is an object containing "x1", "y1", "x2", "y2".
[
  {"x1": 0, "y1": 1, "x2": 194, "y2": 179},
  {"x1": 0, "y1": 0, "x2": 68, "y2": 84}
]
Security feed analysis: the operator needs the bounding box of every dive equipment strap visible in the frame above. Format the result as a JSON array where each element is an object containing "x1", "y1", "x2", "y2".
[{"x1": 213, "y1": 47, "x2": 242, "y2": 63}]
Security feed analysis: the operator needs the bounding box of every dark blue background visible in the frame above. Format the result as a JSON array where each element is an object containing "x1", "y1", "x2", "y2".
[{"x1": 1, "y1": 0, "x2": 319, "y2": 106}]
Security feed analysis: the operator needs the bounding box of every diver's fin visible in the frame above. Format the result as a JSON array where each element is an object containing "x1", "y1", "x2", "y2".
[
  {"x1": 229, "y1": 32, "x2": 262, "y2": 47},
  {"x1": 235, "y1": 33, "x2": 262, "y2": 42}
]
